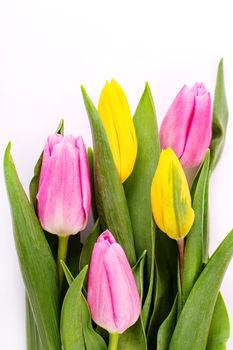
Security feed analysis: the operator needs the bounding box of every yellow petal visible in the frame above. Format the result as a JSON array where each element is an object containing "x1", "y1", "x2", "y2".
[
  {"x1": 98, "y1": 79, "x2": 137, "y2": 182},
  {"x1": 151, "y1": 148, "x2": 194, "y2": 239}
]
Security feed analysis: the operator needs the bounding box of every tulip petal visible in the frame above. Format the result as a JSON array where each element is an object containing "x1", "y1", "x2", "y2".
[
  {"x1": 151, "y1": 148, "x2": 194, "y2": 239},
  {"x1": 160, "y1": 86, "x2": 195, "y2": 158},
  {"x1": 98, "y1": 81, "x2": 121, "y2": 173},
  {"x1": 88, "y1": 231, "x2": 140, "y2": 334},
  {"x1": 88, "y1": 237, "x2": 116, "y2": 333},
  {"x1": 98, "y1": 80, "x2": 137, "y2": 182},
  {"x1": 38, "y1": 134, "x2": 63, "y2": 190},
  {"x1": 76, "y1": 136, "x2": 91, "y2": 228},
  {"x1": 109, "y1": 80, "x2": 137, "y2": 182},
  {"x1": 37, "y1": 137, "x2": 84, "y2": 235},
  {"x1": 180, "y1": 92, "x2": 211, "y2": 168},
  {"x1": 103, "y1": 244, "x2": 141, "y2": 333}
]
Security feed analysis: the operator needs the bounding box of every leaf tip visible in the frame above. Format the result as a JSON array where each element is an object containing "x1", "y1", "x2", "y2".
[
  {"x1": 6, "y1": 140, "x2": 12, "y2": 153},
  {"x1": 56, "y1": 118, "x2": 64, "y2": 135},
  {"x1": 4, "y1": 141, "x2": 12, "y2": 167},
  {"x1": 217, "y1": 58, "x2": 225, "y2": 79},
  {"x1": 80, "y1": 85, "x2": 87, "y2": 98},
  {"x1": 83, "y1": 264, "x2": 89, "y2": 273},
  {"x1": 219, "y1": 57, "x2": 224, "y2": 66},
  {"x1": 144, "y1": 81, "x2": 152, "y2": 95}
]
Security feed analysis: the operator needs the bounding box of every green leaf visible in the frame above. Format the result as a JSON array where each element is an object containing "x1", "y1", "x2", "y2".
[
  {"x1": 118, "y1": 253, "x2": 147, "y2": 350},
  {"x1": 203, "y1": 172, "x2": 210, "y2": 264},
  {"x1": 124, "y1": 83, "x2": 160, "y2": 284},
  {"x1": 79, "y1": 219, "x2": 100, "y2": 272},
  {"x1": 61, "y1": 266, "x2": 107, "y2": 350},
  {"x1": 81, "y1": 86, "x2": 136, "y2": 265},
  {"x1": 26, "y1": 297, "x2": 43, "y2": 350},
  {"x1": 29, "y1": 152, "x2": 43, "y2": 211},
  {"x1": 169, "y1": 229, "x2": 233, "y2": 350},
  {"x1": 88, "y1": 147, "x2": 98, "y2": 221},
  {"x1": 157, "y1": 296, "x2": 178, "y2": 350},
  {"x1": 182, "y1": 151, "x2": 210, "y2": 304},
  {"x1": 132, "y1": 250, "x2": 147, "y2": 302},
  {"x1": 207, "y1": 293, "x2": 230, "y2": 350},
  {"x1": 61, "y1": 260, "x2": 75, "y2": 286},
  {"x1": 4, "y1": 143, "x2": 61, "y2": 350},
  {"x1": 142, "y1": 221, "x2": 155, "y2": 330},
  {"x1": 147, "y1": 229, "x2": 177, "y2": 347},
  {"x1": 209, "y1": 59, "x2": 229, "y2": 171},
  {"x1": 118, "y1": 317, "x2": 147, "y2": 350}
]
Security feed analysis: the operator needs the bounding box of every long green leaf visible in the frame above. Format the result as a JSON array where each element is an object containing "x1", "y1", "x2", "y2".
[
  {"x1": 182, "y1": 151, "x2": 210, "y2": 304},
  {"x1": 61, "y1": 266, "x2": 107, "y2": 350},
  {"x1": 133, "y1": 250, "x2": 147, "y2": 303},
  {"x1": 142, "y1": 221, "x2": 155, "y2": 330},
  {"x1": 209, "y1": 59, "x2": 228, "y2": 171},
  {"x1": 87, "y1": 147, "x2": 98, "y2": 221},
  {"x1": 147, "y1": 229, "x2": 177, "y2": 347},
  {"x1": 157, "y1": 296, "x2": 178, "y2": 350},
  {"x1": 81, "y1": 86, "x2": 136, "y2": 265},
  {"x1": 4, "y1": 143, "x2": 61, "y2": 350},
  {"x1": 118, "y1": 317, "x2": 147, "y2": 350},
  {"x1": 61, "y1": 260, "x2": 75, "y2": 286},
  {"x1": 26, "y1": 298, "x2": 43, "y2": 350},
  {"x1": 207, "y1": 293, "x2": 230, "y2": 350},
  {"x1": 169, "y1": 229, "x2": 233, "y2": 350},
  {"x1": 124, "y1": 82, "x2": 160, "y2": 284}
]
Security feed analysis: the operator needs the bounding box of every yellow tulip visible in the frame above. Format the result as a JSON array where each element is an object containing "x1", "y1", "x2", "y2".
[
  {"x1": 151, "y1": 148, "x2": 194, "y2": 239},
  {"x1": 98, "y1": 79, "x2": 137, "y2": 183}
]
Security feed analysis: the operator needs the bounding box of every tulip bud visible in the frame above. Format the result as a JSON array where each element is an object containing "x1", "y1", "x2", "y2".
[
  {"x1": 98, "y1": 79, "x2": 137, "y2": 182},
  {"x1": 151, "y1": 148, "x2": 194, "y2": 239},
  {"x1": 87, "y1": 230, "x2": 140, "y2": 334},
  {"x1": 37, "y1": 134, "x2": 91, "y2": 236},
  {"x1": 160, "y1": 83, "x2": 211, "y2": 168}
]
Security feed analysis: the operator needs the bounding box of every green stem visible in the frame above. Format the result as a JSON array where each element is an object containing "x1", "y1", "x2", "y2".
[
  {"x1": 108, "y1": 333, "x2": 119, "y2": 350},
  {"x1": 177, "y1": 238, "x2": 185, "y2": 288},
  {"x1": 57, "y1": 235, "x2": 69, "y2": 289}
]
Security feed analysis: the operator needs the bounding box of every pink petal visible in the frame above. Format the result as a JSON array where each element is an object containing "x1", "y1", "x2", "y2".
[
  {"x1": 160, "y1": 85, "x2": 195, "y2": 158},
  {"x1": 180, "y1": 92, "x2": 211, "y2": 168},
  {"x1": 103, "y1": 244, "x2": 141, "y2": 333},
  {"x1": 37, "y1": 138, "x2": 84, "y2": 235},
  {"x1": 76, "y1": 137, "x2": 91, "y2": 231},
  {"x1": 87, "y1": 231, "x2": 140, "y2": 334}
]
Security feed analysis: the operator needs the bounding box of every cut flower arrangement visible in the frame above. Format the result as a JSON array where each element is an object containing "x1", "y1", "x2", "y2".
[{"x1": 4, "y1": 59, "x2": 233, "y2": 350}]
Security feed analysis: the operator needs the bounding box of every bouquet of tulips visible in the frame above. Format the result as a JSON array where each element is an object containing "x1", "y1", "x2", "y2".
[{"x1": 4, "y1": 59, "x2": 233, "y2": 350}]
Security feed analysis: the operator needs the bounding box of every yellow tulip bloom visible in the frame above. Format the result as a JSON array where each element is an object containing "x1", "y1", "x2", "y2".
[
  {"x1": 151, "y1": 148, "x2": 194, "y2": 239},
  {"x1": 98, "y1": 79, "x2": 137, "y2": 183}
]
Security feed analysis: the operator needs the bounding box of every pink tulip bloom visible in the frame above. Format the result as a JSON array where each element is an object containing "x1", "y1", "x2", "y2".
[
  {"x1": 87, "y1": 230, "x2": 141, "y2": 334},
  {"x1": 160, "y1": 83, "x2": 211, "y2": 168},
  {"x1": 37, "y1": 134, "x2": 91, "y2": 236}
]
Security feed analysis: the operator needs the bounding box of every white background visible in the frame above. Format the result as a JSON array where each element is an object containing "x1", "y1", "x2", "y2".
[{"x1": 0, "y1": 0, "x2": 233, "y2": 348}]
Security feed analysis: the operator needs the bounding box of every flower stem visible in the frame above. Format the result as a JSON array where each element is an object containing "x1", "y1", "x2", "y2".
[
  {"x1": 108, "y1": 333, "x2": 119, "y2": 350},
  {"x1": 177, "y1": 238, "x2": 185, "y2": 288},
  {"x1": 57, "y1": 235, "x2": 69, "y2": 289}
]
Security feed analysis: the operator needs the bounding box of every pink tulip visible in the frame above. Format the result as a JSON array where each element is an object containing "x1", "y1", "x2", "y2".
[
  {"x1": 37, "y1": 134, "x2": 91, "y2": 236},
  {"x1": 160, "y1": 83, "x2": 211, "y2": 168},
  {"x1": 87, "y1": 230, "x2": 141, "y2": 334}
]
